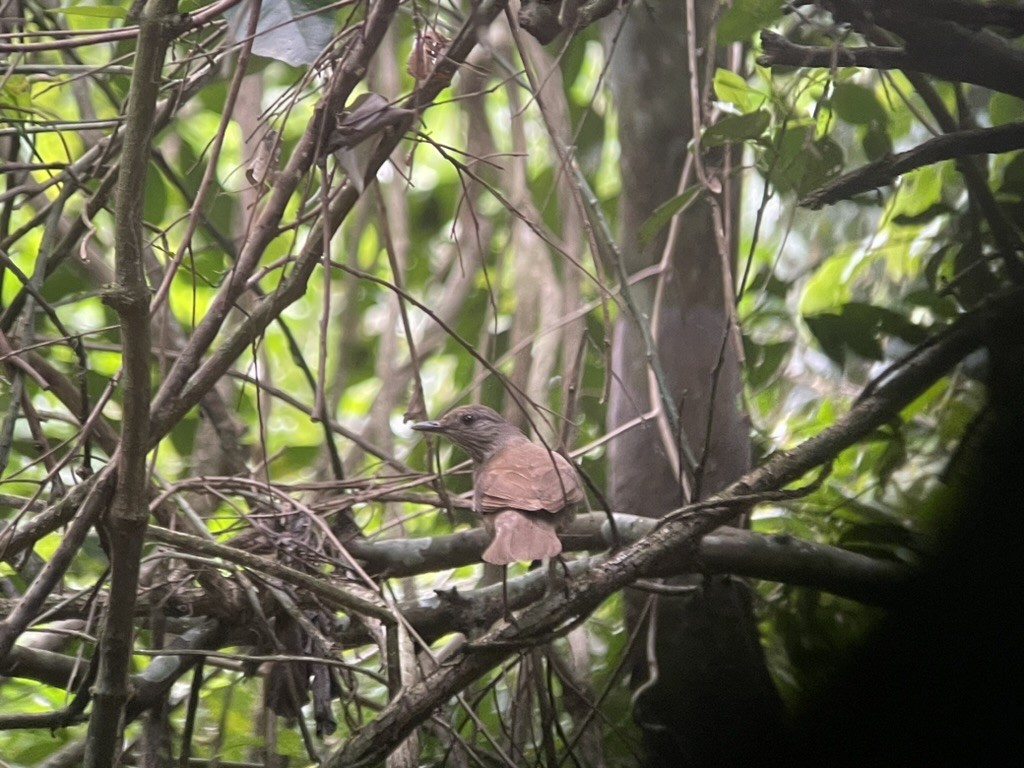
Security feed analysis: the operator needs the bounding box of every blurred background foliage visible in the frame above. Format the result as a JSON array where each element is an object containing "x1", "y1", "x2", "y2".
[{"x1": 0, "y1": 0, "x2": 1017, "y2": 764}]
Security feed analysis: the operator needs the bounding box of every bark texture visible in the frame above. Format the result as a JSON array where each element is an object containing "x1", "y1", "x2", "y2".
[{"x1": 604, "y1": 1, "x2": 786, "y2": 763}]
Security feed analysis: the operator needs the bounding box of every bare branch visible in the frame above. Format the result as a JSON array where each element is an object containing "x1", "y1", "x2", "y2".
[
  {"x1": 800, "y1": 121, "x2": 1024, "y2": 209},
  {"x1": 84, "y1": 0, "x2": 174, "y2": 761},
  {"x1": 757, "y1": 30, "x2": 906, "y2": 69},
  {"x1": 347, "y1": 513, "x2": 910, "y2": 606}
]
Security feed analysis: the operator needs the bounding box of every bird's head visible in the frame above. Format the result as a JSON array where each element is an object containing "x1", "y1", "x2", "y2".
[{"x1": 411, "y1": 405, "x2": 524, "y2": 463}]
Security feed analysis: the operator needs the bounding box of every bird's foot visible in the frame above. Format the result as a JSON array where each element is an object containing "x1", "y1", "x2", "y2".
[{"x1": 543, "y1": 555, "x2": 572, "y2": 599}]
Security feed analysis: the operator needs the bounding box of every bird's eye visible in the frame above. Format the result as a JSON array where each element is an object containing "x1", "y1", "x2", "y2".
[{"x1": 460, "y1": 413, "x2": 475, "y2": 424}]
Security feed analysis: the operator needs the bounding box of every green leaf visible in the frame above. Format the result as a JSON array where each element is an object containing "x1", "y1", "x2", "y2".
[
  {"x1": 143, "y1": 169, "x2": 168, "y2": 223},
  {"x1": 924, "y1": 244, "x2": 955, "y2": 291},
  {"x1": 988, "y1": 92, "x2": 1024, "y2": 126},
  {"x1": 185, "y1": 248, "x2": 229, "y2": 288},
  {"x1": 893, "y1": 164, "x2": 943, "y2": 218},
  {"x1": 861, "y1": 123, "x2": 893, "y2": 162},
  {"x1": 169, "y1": 416, "x2": 200, "y2": 459},
  {"x1": 702, "y1": 110, "x2": 771, "y2": 147},
  {"x1": 638, "y1": 186, "x2": 702, "y2": 245},
  {"x1": 0, "y1": 75, "x2": 30, "y2": 112},
  {"x1": 560, "y1": 35, "x2": 588, "y2": 95},
  {"x1": 718, "y1": 0, "x2": 786, "y2": 44},
  {"x1": 763, "y1": 125, "x2": 845, "y2": 196},
  {"x1": 58, "y1": 4, "x2": 129, "y2": 19},
  {"x1": 842, "y1": 303, "x2": 929, "y2": 346},
  {"x1": 802, "y1": 136, "x2": 845, "y2": 193},
  {"x1": 835, "y1": 520, "x2": 919, "y2": 559},
  {"x1": 713, "y1": 68, "x2": 767, "y2": 112},
  {"x1": 799, "y1": 252, "x2": 858, "y2": 316},
  {"x1": 831, "y1": 83, "x2": 888, "y2": 126},
  {"x1": 999, "y1": 151, "x2": 1024, "y2": 198},
  {"x1": 743, "y1": 338, "x2": 790, "y2": 389},
  {"x1": 891, "y1": 202, "x2": 952, "y2": 227},
  {"x1": 273, "y1": 445, "x2": 323, "y2": 475},
  {"x1": 805, "y1": 312, "x2": 881, "y2": 364},
  {"x1": 804, "y1": 303, "x2": 928, "y2": 365},
  {"x1": 875, "y1": 424, "x2": 907, "y2": 487}
]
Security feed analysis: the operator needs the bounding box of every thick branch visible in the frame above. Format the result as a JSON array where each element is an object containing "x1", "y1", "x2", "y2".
[
  {"x1": 332, "y1": 526, "x2": 909, "y2": 648},
  {"x1": 821, "y1": 1, "x2": 1024, "y2": 100},
  {"x1": 688, "y1": 527, "x2": 908, "y2": 605},
  {"x1": 885, "y1": 9, "x2": 1024, "y2": 99},
  {"x1": 801, "y1": 121, "x2": 1024, "y2": 209},
  {"x1": 348, "y1": 513, "x2": 909, "y2": 605},
  {"x1": 902, "y1": 0, "x2": 1024, "y2": 34},
  {"x1": 85, "y1": 0, "x2": 170, "y2": 762},
  {"x1": 757, "y1": 30, "x2": 906, "y2": 69},
  {"x1": 0, "y1": 644, "x2": 85, "y2": 690},
  {"x1": 518, "y1": 0, "x2": 622, "y2": 44}
]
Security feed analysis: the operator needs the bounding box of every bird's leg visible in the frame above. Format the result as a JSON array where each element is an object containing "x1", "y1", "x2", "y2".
[
  {"x1": 546, "y1": 555, "x2": 572, "y2": 599},
  {"x1": 501, "y1": 565, "x2": 518, "y2": 626},
  {"x1": 557, "y1": 554, "x2": 572, "y2": 597}
]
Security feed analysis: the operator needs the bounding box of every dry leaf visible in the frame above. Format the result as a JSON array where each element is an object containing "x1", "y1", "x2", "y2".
[
  {"x1": 406, "y1": 29, "x2": 449, "y2": 82},
  {"x1": 246, "y1": 129, "x2": 280, "y2": 189}
]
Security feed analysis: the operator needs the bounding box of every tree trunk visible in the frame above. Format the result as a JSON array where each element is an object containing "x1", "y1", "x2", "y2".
[{"x1": 604, "y1": 2, "x2": 786, "y2": 763}]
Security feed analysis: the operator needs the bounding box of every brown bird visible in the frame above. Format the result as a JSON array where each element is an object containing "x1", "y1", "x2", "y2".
[{"x1": 412, "y1": 405, "x2": 583, "y2": 565}]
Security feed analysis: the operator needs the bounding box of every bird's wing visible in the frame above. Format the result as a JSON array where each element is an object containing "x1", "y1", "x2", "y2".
[{"x1": 476, "y1": 442, "x2": 583, "y2": 514}]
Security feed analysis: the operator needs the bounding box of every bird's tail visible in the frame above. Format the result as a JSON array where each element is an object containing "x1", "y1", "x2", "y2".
[{"x1": 482, "y1": 510, "x2": 562, "y2": 565}]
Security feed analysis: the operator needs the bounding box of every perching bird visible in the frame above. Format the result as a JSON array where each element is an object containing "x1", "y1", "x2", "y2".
[{"x1": 412, "y1": 405, "x2": 583, "y2": 564}]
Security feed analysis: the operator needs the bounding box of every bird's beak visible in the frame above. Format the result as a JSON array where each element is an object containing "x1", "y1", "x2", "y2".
[{"x1": 411, "y1": 419, "x2": 443, "y2": 433}]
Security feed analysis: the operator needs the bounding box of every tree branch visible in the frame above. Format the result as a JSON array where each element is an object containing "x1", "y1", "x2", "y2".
[
  {"x1": 517, "y1": 0, "x2": 622, "y2": 45},
  {"x1": 84, "y1": 0, "x2": 172, "y2": 761},
  {"x1": 800, "y1": 121, "x2": 1024, "y2": 209},
  {"x1": 824, "y1": 0, "x2": 1024, "y2": 99},
  {"x1": 901, "y1": 0, "x2": 1024, "y2": 34},
  {"x1": 0, "y1": 644, "x2": 86, "y2": 690},
  {"x1": 346, "y1": 513, "x2": 909, "y2": 605},
  {"x1": 757, "y1": 30, "x2": 906, "y2": 70}
]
